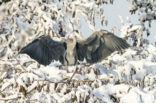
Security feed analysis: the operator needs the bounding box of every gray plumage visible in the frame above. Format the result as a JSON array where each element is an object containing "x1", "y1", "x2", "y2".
[
  {"x1": 76, "y1": 30, "x2": 129, "y2": 63},
  {"x1": 19, "y1": 35, "x2": 66, "y2": 65},
  {"x1": 19, "y1": 30, "x2": 129, "y2": 65}
]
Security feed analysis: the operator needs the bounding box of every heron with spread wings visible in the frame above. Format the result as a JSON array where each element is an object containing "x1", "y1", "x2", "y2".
[{"x1": 19, "y1": 30, "x2": 130, "y2": 65}]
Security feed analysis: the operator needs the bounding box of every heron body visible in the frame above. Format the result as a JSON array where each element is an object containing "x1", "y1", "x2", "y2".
[
  {"x1": 64, "y1": 35, "x2": 77, "y2": 65},
  {"x1": 19, "y1": 30, "x2": 130, "y2": 65}
]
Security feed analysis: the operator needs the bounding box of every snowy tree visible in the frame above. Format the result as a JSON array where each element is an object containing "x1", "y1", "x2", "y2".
[
  {"x1": 0, "y1": 0, "x2": 156, "y2": 102},
  {"x1": 122, "y1": 0, "x2": 156, "y2": 47}
]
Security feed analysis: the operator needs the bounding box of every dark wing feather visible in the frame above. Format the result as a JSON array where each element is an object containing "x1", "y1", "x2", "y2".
[
  {"x1": 102, "y1": 31, "x2": 129, "y2": 51},
  {"x1": 19, "y1": 35, "x2": 66, "y2": 65},
  {"x1": 76, "y1": 30, "x2": 130, "y2": 63}
]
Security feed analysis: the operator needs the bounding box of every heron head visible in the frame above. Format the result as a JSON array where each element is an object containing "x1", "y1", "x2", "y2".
[
  {"x1": 73, "y1": 30, "x2": 85, "y2": 41},
  {"x1": 65, "y1": 31, "x2": 84, "y2": 48}
]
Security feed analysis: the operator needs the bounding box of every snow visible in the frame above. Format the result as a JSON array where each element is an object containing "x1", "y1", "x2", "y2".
[
  {"x1": 1, "y1": 45, "x2": 155, "y2": 102},
  {"x1": 0, "y1": 0, "x2": 156, "y2": 103}
]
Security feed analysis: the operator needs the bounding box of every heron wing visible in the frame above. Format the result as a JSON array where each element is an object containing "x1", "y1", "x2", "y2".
[
  {"x1": 19, "y1": 35, "x2": 66, "y2": 65},
  {"x1": 77, "y1": 30, "x2": 129, "y2": 63}
]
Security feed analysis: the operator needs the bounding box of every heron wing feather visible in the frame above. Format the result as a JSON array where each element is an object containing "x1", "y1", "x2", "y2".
[
  {"x1": 103, "y1": 33, "x2": 129, "y2": 51},
  {"x1": 19, "y1": 35, "x2": 66, "y2": 65},
  {"x1": 77, "y1": 30, "x2": 129, "y2": 63}
]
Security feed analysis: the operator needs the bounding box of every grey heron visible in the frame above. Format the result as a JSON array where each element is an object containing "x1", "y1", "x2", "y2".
[{"x1": 19, "y1": 30, "x2": 129, "y2": 65}]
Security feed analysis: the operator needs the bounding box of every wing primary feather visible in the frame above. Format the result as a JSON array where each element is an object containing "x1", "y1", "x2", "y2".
[
  {"x1": 116, "y1": 37, "x2": 129, "y2": 49},
  {"x1": 113, "y1": 37, "x2": 126, "y2": 50}
]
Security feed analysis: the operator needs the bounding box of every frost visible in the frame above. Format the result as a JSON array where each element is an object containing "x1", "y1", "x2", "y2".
[{"x1": 0, "y1": 0, "x2": 156, "y2": 103}]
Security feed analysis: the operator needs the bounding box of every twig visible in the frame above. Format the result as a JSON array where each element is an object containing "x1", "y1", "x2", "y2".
[
  {"x1": 66, "y1": 67, "x2": 79, "y2": 84},
  {"x1": 0, "y1": 95, "x2": 21, "y2": 101},
  {"x1": 32, "y1": 66, "x2": 79, "y2": 84},
  {"x1": 32, "y1": 71, "x2": 67, "y2": 83}
]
